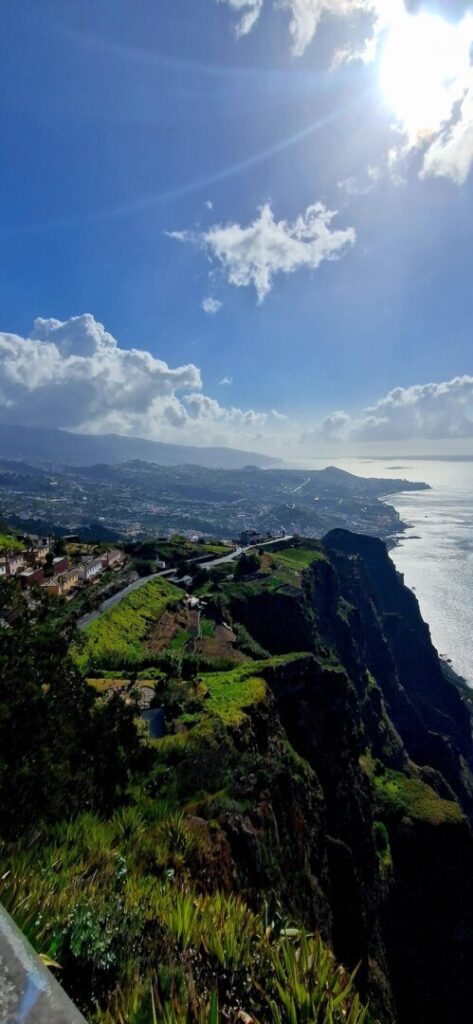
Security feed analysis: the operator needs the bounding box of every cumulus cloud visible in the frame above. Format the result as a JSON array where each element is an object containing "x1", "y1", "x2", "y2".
[
  {"x1": 169, "y1": 201, "x2": 355, "y2": 303},
  {"x1": 218, "y1": 0, "x2": 263, "y2": 37},
  {"x1": 0, "y1": 314, "x2": 277, "y2": 447},
  {"x1": 302, "y1": 376, "x2": 473, "y2": 444},
  {"x1": 202, "y1": 297, "x2": 223, "y2": 315},
  {"x1": 218, "y1": 375, "x2": 233, "y2": 385}
]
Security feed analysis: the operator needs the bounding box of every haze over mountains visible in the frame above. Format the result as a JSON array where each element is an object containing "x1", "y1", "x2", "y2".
[{"x1": 0, "y1": 424, "x2": 280, "y2": 470}]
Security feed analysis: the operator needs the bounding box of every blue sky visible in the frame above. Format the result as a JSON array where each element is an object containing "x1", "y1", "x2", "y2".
[{"x1": 1, "y1": 0, "x2": 473, "y2": 455}]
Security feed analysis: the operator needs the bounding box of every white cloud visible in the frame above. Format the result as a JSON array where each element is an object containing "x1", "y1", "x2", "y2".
[
  {"x1": 202, "y1": 297, "x2": 223, "y2": 315},
  {"x1": 302, "y1": 376, "x2": 473, "y2": 443},
  {"x1": 218, "y1": 0, "x2": 473, "y2": 186},
  {"x1": 0, "y1": 314, "x2": 278, "y2": 447},
  {"x1": 218, "y1": 0, "x2": 263, "y2": 37},
  {"x1": 218, "y1": 375, "x2": 233, "y2": 385},
  {"x1": 277, "y1": 0, "x2": 371, "y2": 58},
  {"x1": 170, "y1": 201, "x2": 355, "y2": 302},
  {"x1": 421, "y1": 87, "x2": 473, "y2": 185},
  {"x1": 337, "y1": 164, "x2": 382, "y2": 196},
  {"x1": 204, "y1": 200, "x2": 213, "y2": 210},
  {"x1": 218, "y1": 0, "x2": 377, "y2": 56}
]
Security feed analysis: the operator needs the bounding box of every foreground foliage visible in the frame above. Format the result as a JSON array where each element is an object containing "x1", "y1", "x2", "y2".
[
  {"x1": 0, "y1": 802, "x2": 369, "y2": 1024},
  {"x1": 0, "y1": 582, "x2": 146, "y2": 837}
]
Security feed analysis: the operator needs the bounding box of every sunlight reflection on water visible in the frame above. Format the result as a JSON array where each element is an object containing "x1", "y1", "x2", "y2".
[{"x1": 298, "y1": 457, "x2": 473, "y2": 686}]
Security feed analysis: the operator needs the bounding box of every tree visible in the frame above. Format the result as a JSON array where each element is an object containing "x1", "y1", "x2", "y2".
[
  {"x1": 234, "y1": 552, "x2": 260, "y2": 579},
  {"x1": 133, "y1": 558, "x2": 153, "y2": 578},
  {"x1": 0, "y1": 582, "x2": 146, "y2": 839},
  {"x1": 53, "y1": 535, "x2": 66, "y2": 556}
]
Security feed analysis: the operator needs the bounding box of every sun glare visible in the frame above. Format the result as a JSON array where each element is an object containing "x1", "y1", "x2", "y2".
[{"x1": 379, "y1": 8, "x2": 473, "y2": 142}]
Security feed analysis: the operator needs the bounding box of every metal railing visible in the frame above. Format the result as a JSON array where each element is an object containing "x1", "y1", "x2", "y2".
[{"x1": 0, "y1": 904, "x2": 87, "y2": 1024}]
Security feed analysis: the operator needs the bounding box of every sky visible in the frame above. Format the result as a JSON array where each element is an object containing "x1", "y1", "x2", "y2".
[{"x1": 1, "y1": 0, "x2": 473, "y2": 458}]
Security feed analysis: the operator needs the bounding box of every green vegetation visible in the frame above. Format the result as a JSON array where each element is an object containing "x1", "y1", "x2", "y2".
[
  {"x1": 200, "y1": 669, "x2": 267, "y2": 727},
  {"x1": 372, "y1": 767, "x2": 464, "y2": 825},
  {"x1": 125, "y1": 535, "x2": 232, "y2": 569},
  {"x1": 0, "y1": 806, "x2": 369, "y2": 1024},
  {"x1": 72, "y1": 577, "x2": 182, "y2": 672},
  {"x1": 373, "y1": 820, "x2": 392, "y2": 873},
  {"x1": 233, "y1": 621, "x2": 270, "y2": 659},
  {"x1": 4, "y1": 530, "x2": 472, "y2": 1024},
  {"x1": 0, "y1": 569, "x2": 368, "y2": 1023},
  {"x1": 0, "y1": 531, "x2": 25, "y2": 554},
  {"x1": 169, "y1": 630, "x2": 191, "y2": 651},
  {"x1": 234, "y1": 551, "x2": 260, "y2": 578},
  {"x1": 273, "y1": 545, "x2": 325, "y2": 569},
  {"x1": 0, "y1": 581, "x2": 146, "y2": 839}
]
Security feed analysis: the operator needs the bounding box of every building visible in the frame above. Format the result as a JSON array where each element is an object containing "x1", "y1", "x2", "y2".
[
  {"x1": 78, "y1": 555, "x2": 104, "y2": 582},
  {"x1": 239, "y1": 529, "x2": 261, "y2": 546},
  {"x1": 42, "y1": 567, "x2": 79, "y2": 597},
  {"x1": 28, "y1": 540, "x2": 50, "y2": 564},
  {"x1": 18, "y1": 567, "x2": 44, "y2": 590},
  {"x1": 155, "y1": 558, "x2": 166, "y2": 570},
  {"x1": 6, "y1": 552, "x2": 26, "y2": 576},
  {"x1": 59, "y1": 567, "x2": 79, "y2": 594},
  {"x1": 52, "y1": 555, "x2": 69, "y2": 575},
  {"x1": 101, "y1": 548, "x2": 124, "y2": 570}
]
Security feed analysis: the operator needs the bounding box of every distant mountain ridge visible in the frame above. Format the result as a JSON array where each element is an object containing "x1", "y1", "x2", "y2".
[{"x1": 0, "y1": 423, "x2": 281, "y2": 469}]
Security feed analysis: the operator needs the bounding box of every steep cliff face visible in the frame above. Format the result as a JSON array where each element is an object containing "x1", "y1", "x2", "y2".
[
  {"x1": 321, "y1": 530, "x2": 473, "y2": 812},
  {"x1": 220, "y1": 533, "x2": 473, "y2": 1023}
]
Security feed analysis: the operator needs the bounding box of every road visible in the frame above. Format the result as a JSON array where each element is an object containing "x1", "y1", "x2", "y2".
[
  {"x1": 77, "y1": 536, "x2": 293, "y2": 630},
  {"x1": 77, "y1": 568, "x2": 175, "y2": 630},
  {"x1": 198, "y1": 534, "x2": 293, "y2": 569}
]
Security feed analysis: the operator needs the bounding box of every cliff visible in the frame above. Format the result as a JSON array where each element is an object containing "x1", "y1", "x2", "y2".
[
  {"x1": 214, "y1": 532, "x2": 473, "y2": 1023},
  {"x1": 2, "y1": 531, "x2": 473, "y2": 1023}
]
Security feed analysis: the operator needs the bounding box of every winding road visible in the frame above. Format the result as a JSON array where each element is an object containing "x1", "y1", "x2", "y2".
[{"x1": 77, "y1": 535, "x2": 292, "y2": 630}]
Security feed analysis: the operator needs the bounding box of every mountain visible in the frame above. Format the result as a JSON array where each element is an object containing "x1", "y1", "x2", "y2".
[{"x1": 0, "y1": 423, "x2": 281, "y2": 469}]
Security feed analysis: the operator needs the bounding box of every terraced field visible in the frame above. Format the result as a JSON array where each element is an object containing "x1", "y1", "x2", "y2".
[{"x1": 72, "y1": 576, "x2": 182, "y2": 672}]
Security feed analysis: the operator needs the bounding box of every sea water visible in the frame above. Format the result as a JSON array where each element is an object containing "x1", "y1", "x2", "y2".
[{"x1": 292, "y1": 456, "x2": 473, "y2": 686}]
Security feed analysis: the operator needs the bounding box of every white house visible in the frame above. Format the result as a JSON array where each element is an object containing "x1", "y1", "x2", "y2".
[
  {"x1": 78, "y1": 556, "x2": 104, "y2": 581},
  {"x1": 6, "y1": 552, "x2": 26, "y2": 576}
]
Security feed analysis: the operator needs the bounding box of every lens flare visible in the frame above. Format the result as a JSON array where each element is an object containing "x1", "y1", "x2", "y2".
[{"x1": 379, "y1": 9, "x2": 473, "y2": 143}]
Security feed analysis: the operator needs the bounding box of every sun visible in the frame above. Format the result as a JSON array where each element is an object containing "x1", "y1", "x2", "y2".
[{"x1": 378, "y1": 8, "x2": 473, "y2": 143}]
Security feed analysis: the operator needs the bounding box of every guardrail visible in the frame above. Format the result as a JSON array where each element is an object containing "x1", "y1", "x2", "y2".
[{"x1": 0, "y1": 904, "x2": 87, "y2": 1024}]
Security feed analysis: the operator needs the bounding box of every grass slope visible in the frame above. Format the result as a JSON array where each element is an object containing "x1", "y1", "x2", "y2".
[
  {"x1": 73, "y1": 577, "x2": 182, "y2": 672},
  {"x1": 372, "y1": 767, "x2": 464, "y2": 826}
]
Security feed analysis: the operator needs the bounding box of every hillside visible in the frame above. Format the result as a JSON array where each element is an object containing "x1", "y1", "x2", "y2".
[
  {"x1": 1, "y1": 532, "x2": 472, "y2": 1023},
  {"x1": 0, "y1": 423, "x2": 281, "y2": 469},
  {"x1": 0, "y1": 457, "x2": 428, "y2": 542}
]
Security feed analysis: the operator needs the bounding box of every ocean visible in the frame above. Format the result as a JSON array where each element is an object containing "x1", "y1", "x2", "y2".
[{"x1": 292, "y1": 456, "x2": 473, "y2": 687}]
